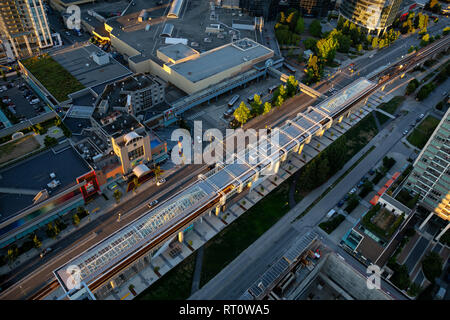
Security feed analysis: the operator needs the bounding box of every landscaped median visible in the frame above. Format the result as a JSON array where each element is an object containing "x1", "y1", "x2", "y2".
[
  {"x1": 21, "y1": 54, "x2": 85, "y2": 102},
  {"x1": 406, "y1": 115, "x2": 440, "y2": 149}
]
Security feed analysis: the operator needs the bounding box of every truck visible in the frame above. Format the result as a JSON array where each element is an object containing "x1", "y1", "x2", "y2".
[{"x1": 326, "y1": 209, "x2": 336, "y2": 218}]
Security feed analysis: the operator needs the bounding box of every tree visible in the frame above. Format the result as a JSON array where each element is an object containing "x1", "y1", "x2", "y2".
[
  {"x1": 420, "y1": 33, "x2": 430, "y2": 47},
  {"x1": 316, "y1": 35, "x2": 338, "y2": 64},
  {"x1": 422, "y1": 252, "x2": 443, "y2": 282},
  {"x1": 337, "y1": 16, "x2": 346, "y2": 30},
  {"x1": 32, "y1": 234, "x2": 42, "y2": 249},
  {"x1": 234, "y1": 101, "x2": 251, "y2": 127},
  {"x1": 286, "y1": 75, "x2": 298, "y2": 97},
  {"x1": 7, "y1": 246, "x2": 19, "y2": 264},
  {"x1": 275, "y1": 95, "x2": 284, "y2": 107},
  {"x1": 263, "y1": 102, "x2": 272, "y2": 115},
  {"x1": 309, "y1": 19, "x2": 322, "y2": 37},
  {"x1": 72, "y1": 213, "x2": 80, "y2": 226},
  {"x1": 113, "y1": 189, "x2": 122, "y2": 204},
  {"x1": 154, "y1": 165, "x2": 161, "y2": 182},
  {"x1": 304, "y1": 38, "x2": 317, "y2": 51},
  {"x1": 390, "y1": 263, "x2": 411, "y2": 290},
  {"x1": 132, "y1": 176, "x2": 140, "y2": 191},
  {"x1": 372, "y1": 37, "x2": 379, "y2": 49},
  {"x1": 295, "y1": 16, "x2": 304, "y2": 34}
]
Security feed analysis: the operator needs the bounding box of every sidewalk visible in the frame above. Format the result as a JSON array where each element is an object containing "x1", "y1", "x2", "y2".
[{"x1": 0, "y1": 160, "x2": 180, "y2": 275}]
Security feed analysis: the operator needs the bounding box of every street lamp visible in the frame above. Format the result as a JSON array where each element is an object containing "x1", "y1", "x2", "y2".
[{"x1": 117, "y1": 213, "x2": 121, "y2": 222}]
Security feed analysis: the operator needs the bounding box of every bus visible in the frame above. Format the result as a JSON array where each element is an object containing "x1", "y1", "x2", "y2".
[
  {"x1": 284, "y1": 62, "x2": 297, "y2": 74},
  {"x1": 228, "y1": 94, "x2": 239, "y2": 108},
  {"x1": 247, "y1": 92, "x2": 262, "y2": 103},
  {"x1": 268, "y1": 85, "x2": 279, "y2": 94}
]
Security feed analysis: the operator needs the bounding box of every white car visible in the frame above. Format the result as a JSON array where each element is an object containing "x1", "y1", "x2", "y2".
[
  {"x1": 349, "y1": 187, "x2": 357, "y2": 194},
  {"x1": 156, "y1": 178, "x2": 166, "y2": 186}
]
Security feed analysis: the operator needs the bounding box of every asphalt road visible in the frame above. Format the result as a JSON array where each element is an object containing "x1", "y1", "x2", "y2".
[{"x1": 189, "y1": 58, "x2": 448, "y2": 300}]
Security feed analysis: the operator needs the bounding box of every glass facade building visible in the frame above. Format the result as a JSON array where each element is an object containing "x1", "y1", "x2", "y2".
[{"x1": 339, "y1": 0, "x2": 402, "y2": 34}]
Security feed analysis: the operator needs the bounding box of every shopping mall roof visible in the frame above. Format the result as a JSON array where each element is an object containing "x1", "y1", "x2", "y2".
[
  {"x1": 0, "y1": 144, "x2": 91, "y2": 221},
  {"x1": 157, "y1": 43, "x2": 199, "y2": 62},
  {"x1": 50, "y1": 43, "x2": 132, "y2": 90},
  {"x1": 169, "y1": 38, "x2": 273, "y2": 83}
]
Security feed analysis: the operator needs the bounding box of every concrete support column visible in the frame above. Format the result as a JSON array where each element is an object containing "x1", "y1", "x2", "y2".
[
  {"x1": 419, "y1": 212, "x2": 434, "y2": 230},
  {"x1": 381, "y1": 85, "x2": 386, "y2": 91},
  {"x1": 253, "y1": 171, "x2": 260, "y2": 181},
  {"x1": 297, "y1": 144, "x2": 304, "y2": 155},
  {"x1": 215, "y1": 206, "x2": 220, "y2": 216},
  {"x1": 338, "y1": 115, "x2": 343, "y2": 123},
  {"x1": 178, "y1": 231, "x2": 183, "y2": 243},
  {"x1": 273, "y1": 160, "x2": 280, "y2": 174},
  {"x1": 435, "y1": 222, "x2": 450, "y2": 242}
]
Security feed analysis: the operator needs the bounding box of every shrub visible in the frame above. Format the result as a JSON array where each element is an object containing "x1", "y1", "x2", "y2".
[{"x1": 422, "y1": 252, "x2": 443, "y2": 282}]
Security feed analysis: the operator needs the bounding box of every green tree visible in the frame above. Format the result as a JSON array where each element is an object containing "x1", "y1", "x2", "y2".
[
  {"x1": 7, "y1": 246, "x2": 19, "y2": 264},
  {"x1": 72, "y1": 213, "x2": 80, "y2": 226},
  {"x1": 390, "y1": 263, "x2": 411, "y2": 290},
  {"x1": 113, "y1": 189, "x2": 122, "y2": 204},
  {"x1": 263, "y1": 102, "x2": 272, "y2": 115},
  {"x1": 234, "y1": 101, "x2": 251, "y2": 127},
  {"x1": 286, "y1": 75, "x2": 298, "y2": 97},
  {"x1": 295, "y1": 16, "x2": 305, "y2": 34},
  {"x1": 309, "y1": 19, "x2": 322, "y2": 37},
  {"x1": 372, "y1": 37, "x2": 379, "y2": 49},
  {"x1": 422, "y1": 252, "x2": 443, "y2": 282},
  {"x1": 275, "y1": 95, "x2": 284, "y2": 107},
  {"x1": 132, "y1": 176, "x2": 140, "y2": 191},
  {"x1": 32, "y1": 234, "x2": 42, "y2": 249},
  {"x1": 304, "y1": 38, "x2": 317, "y2": 51},
  {"x1": 316, "y1": 35, "x2": 338, "y2": 64}
]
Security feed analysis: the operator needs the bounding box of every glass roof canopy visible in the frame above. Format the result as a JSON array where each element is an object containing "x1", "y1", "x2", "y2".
[{"x1": 54, "y1": 77, "x2": 375, "y2": 293}]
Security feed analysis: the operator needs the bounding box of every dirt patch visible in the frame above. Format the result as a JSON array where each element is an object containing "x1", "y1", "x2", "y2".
[
  {"x1": 0, "y1": 135, "x2": 41, "y2": 165},
  {"x1": 372, "y1": 208, "x2": 395, "y2": 231}
]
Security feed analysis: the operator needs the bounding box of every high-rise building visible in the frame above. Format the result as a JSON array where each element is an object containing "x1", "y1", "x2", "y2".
[
  {"x1": 0, "y1": 0, "x2": 53, "y2": 61},
  {"x1": 405, "y1": 108, "x2": 450, "y2": 240},
  {"x1": 288, "y1": 0, "x2": 333, "y2": 18},
  {"x1": 339, "y1": 0, "x2": 402, "y2": 34},
  {"x1": 238, "y1": 0, "x2": 279, "y2": 20}
]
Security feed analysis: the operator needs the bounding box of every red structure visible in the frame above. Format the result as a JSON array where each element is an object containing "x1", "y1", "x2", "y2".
[{"x1": 77, "y1": 171, "x2": 100, "y2": 201}]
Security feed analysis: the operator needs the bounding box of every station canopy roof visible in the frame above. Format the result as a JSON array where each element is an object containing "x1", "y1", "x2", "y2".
[{"x1": 133, "y1": 164, "x2": 150, "y2": 178}]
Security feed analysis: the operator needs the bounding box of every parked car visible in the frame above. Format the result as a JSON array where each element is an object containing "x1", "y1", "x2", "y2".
[
  {"x1": 349, "y1": 187, "x2": 357, "y2": 194},
  {"x1": 156, "y1": 178, "x2": 166, "y2": 186},
  {"x1": 40, "y1": 247, "x2": 52, "y2": 258},
  {"x1": 368, "y1": 169, "x2": 375, "y2": 175},
  {"x1": 403, "y1": 129, "x2": 409, "y2": 136},
  {"x1": 147, "y1": 200, "x2": 158, "y2": 208},
  {"x1": 337, "y1": 199, "x2": 345, "y2": 207},
  {"x1": 357, "y1": 180, "x2": 365, "y2": 188}
]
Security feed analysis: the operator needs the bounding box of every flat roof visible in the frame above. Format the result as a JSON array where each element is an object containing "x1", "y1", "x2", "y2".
[
  {"x1": 169, "y1": 38, "x2": 273, "y2": 83},
  {"x1": 50, "y1": 44, "x2": 132, "y2": 90},
  {"x1": 0, "y1": 145, "x2": 91, "y2": 221},
  {"x1": 157, "y1": 43, "x2": 198, "y2": 62}
]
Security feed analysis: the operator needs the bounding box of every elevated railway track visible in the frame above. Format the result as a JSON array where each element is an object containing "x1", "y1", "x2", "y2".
[{"x1": 15, "y1": 35, "x2": 450, "y2": 300}]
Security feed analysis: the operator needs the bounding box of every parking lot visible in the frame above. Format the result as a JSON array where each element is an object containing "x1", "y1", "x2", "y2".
[
  {"x1": 183, "y1": 75, "x2": 284, "y2": 133},
  {"x1": 0, "y1": 75, "x2": 49, "y2": 128}
]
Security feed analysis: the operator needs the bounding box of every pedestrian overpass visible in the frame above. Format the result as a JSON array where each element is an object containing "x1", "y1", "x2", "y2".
[{"x1": 267, "y1": 67, "x2": 324, "y2": 99}]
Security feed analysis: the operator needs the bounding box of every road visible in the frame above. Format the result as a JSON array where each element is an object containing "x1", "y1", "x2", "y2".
[
  {"x1": 1, "y1": 20, "x2": 448, "y2": 299},
  {"x1": 189, "y1": 58, "x2": 449, "y2": 300}
]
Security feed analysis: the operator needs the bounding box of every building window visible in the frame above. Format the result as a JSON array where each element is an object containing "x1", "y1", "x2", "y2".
[{"x1": 128, "y1": 146, "x2": 144, "y2": 161}]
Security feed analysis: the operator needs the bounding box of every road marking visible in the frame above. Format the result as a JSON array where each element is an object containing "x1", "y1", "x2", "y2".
[{"x1": 121, "y1": 292, "x2": 130, "y2": 300}]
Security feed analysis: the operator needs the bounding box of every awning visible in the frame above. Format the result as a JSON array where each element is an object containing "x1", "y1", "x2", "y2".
[
  {"x1": 133, "y1": 164, "x2": 151, "y2": 178},
  {"x1": 370, "y1": 195, "x2": 380, "y2": 206}
]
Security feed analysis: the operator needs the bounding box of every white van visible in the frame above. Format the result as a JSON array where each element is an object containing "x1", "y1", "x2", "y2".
[{"x1": 326, "y1": 209, "x2": 336, "y2": 218}]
